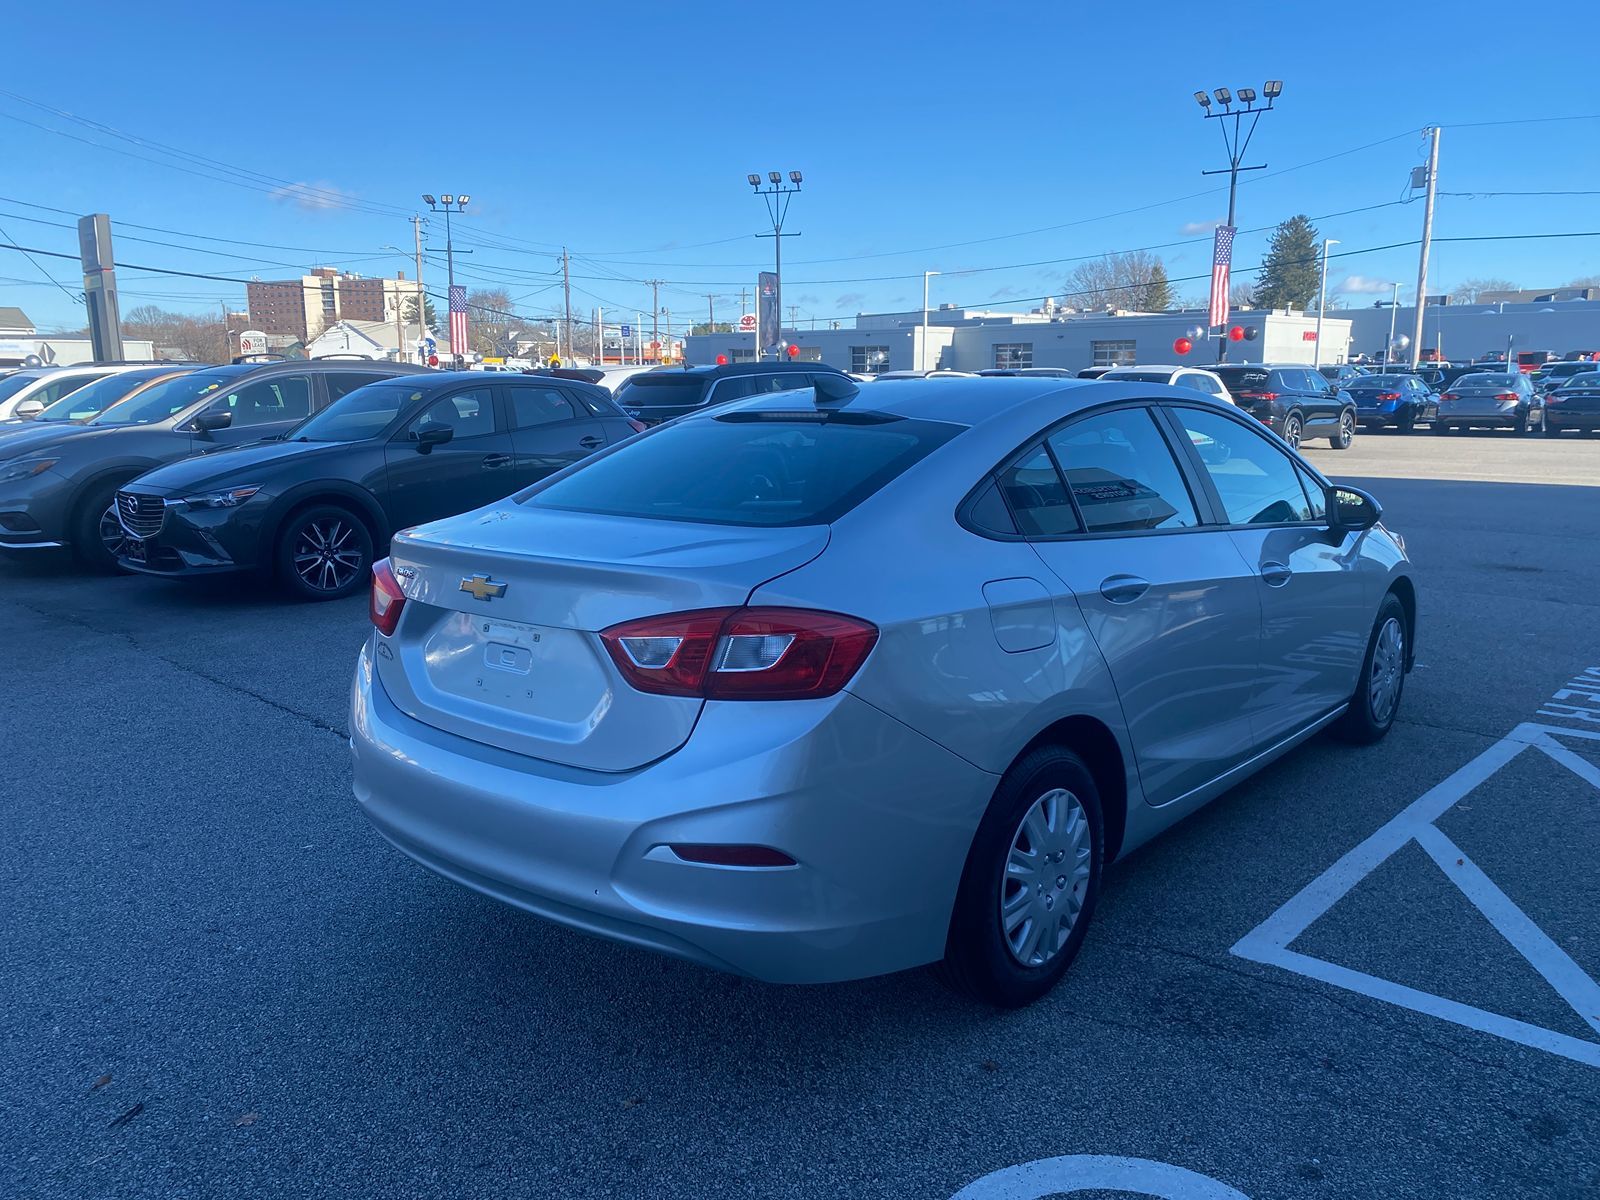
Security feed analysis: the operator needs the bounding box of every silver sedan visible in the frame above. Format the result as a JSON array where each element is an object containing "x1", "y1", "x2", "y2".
[{"x1": 349, "y1": 377, "x2": 1415, "y2": 1007}]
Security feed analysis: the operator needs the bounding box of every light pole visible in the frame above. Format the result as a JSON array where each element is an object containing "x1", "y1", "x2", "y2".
[
  {"x1": 1314, "y1": 238, "x2": 1339, "y2": 367},
  {"x1": 1386, "y1": 282, "x2": 1400, "y2": 365},
  {"x1": 423, "y1": 193, "x2": 469, "y2": 364},
  {"x1": 748, "y1": 170, "x2": 802, "y2": 361},
  {"x1": 921, "y1": 270, "x2": 941, "y2": 372},
  {"x1": 1193, "y1": 80, "x2": 1282, "y2": 363}
]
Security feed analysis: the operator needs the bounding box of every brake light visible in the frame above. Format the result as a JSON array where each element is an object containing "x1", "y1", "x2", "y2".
[
  {"x1": 1440, "y1": 392, "x2": 1458, "y2": 401},
  {"x1": 626, "y1": 417, "x2": 648, "y2": 434},
  {"x1": 600, "y1": 607, "x2": 879, "y2": 700},
  {"x1": 1494, "y1": 392, "x2": 1520, "y2": 401},
  {"x1": 1376, "y1": 392, "x2": 1401, "y2": 401},
  {"x1": 370, "y1": 558, "x2": 406, "y2": 637},
  {"x1": 1239, "y1": 391, "x2": 1279, "y2": 402}
]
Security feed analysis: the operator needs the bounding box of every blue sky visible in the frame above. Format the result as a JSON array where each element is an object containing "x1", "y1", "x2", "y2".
[{"x1": 4, "y1": 0, "x2": 1599, "y2": 335}]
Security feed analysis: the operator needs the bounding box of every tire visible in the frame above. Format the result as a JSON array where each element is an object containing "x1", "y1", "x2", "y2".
[
  {"x1": 71, "y1": 479, "x2": 133, "y2": 573},
  {"x1": 1333, "y1": 593, "x2": 1407, "y2": 745},
  {"x1": 936, "y1": 745, "x2": 1104, "y2": 1008},
  {"x1": 1397, "y1": 414, "x2": 1416, "y2": 435},
  {"x1": 1329, "y1": 409, "x2": 1355, "y2": 450},
  {"x1": 1281, "y1": 413, "x2": 1304, "y2": 450},
  {"x1": 1513, "y1": 412, "x2": 1528, "y2": 435},
  {"x1": 274, "y1": 504, "x2": 373, "y2": 602},
  {"x1": 1544, "y1": 419, "x2": 1561, "y2": 437},
  {"x1": 1433, "y1": 420, "x2": 1452, "y2": 435}
]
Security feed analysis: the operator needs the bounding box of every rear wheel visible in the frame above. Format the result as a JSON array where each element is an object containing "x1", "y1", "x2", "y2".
[
  {"x1": 1397, "y1": 414, "x2": 1416, "y2": 435},
  {"x1": 1514, "y1": 412, "x2": 1529, "y2": 435},
  {"x1": 1544, "y1": 419, "x2": 1561, "y2": 437},
  {"x1": 1334, "y1": 593, "x2": 1407, "y2": 745},
  {"x1": 274, "y1": 504, "x2": 373, "y2": 601},
  {"x1": 71, "y1": 479, "x2": 132, "y2": 573},
  {"x1": 936, "y1": 746, "x2": 1103, "y2": 1008},
  {"x1": 1433, "y1": 420, "x2": 1452, "y2": 435},
  {"x1": 1281, "y1": 413, "x2": 1304, "y2": 449},
  {"x1": 1329, "y1": 409, "x2": 1355, "y2": 450}
]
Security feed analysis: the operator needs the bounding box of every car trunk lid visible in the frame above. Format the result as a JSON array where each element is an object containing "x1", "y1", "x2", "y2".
[{"x1": 377, "y1": 506, "x2": 828, "y2": 771}]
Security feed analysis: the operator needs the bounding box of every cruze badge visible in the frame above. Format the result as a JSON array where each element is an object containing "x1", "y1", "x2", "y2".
[{"x1": 459, "y1": 574, "x2": 508, "y2": 602}]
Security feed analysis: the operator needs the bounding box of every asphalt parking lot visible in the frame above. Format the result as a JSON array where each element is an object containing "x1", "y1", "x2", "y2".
[{"x1": 4, "y1": 429, "x2": 1599, "y2": 1200}]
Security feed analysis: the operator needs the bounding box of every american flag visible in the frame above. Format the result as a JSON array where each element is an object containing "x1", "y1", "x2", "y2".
[
  {"x1": 1209, "y1": 225, "x2": 1236, "y2": 329},
  {"x1": 448, "y1": 285, "x2": 468, "y2": 358}
]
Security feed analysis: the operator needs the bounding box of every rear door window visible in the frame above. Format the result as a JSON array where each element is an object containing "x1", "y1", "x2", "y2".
[
  {"x1": 507, "y1": 386, "x2": 580, "y2": 428},
  {"x1": 218, "y1": 375, "x2": 313, "y2": 427},
  {"x1": 1047, "y1": 408, "x2": 1199, "y2": 533},
  {"x1": 405, "y1": 387, "x2": 498, "y2": 440},
  {"x1": 325, "y1": 372, "x2": 391, "y2": 403},
  {"x1": 1171, "y1": 407, "x2": 1317, "y2": 525}
]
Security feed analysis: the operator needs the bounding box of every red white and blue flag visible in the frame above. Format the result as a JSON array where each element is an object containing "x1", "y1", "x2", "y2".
[
  {"x1": 448, "y1": 285, "x2": 468, "y2": 358},
  {"x1": 1209, "y1": 225, "x2": 1236, "y2": 328}
]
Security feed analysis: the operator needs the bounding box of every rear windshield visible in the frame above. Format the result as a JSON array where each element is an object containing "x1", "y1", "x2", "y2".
[
  {"x1": 1457, "y1": 374, "x2": 1517, "y2": 388},
  {"x1": 1103, "y1": 371, "x2": 1173, "y2": 383},
  {"x1": 614, "y1": 375, "x2": 712, "y2": 407},
  {"x1": 1559, "y1": 372, "x2": 1600, "y2": 388},
  {"x1": 1353, "y1": 375, "x2": 1410, "y2": 387},
  {"x1": 1212, "y1": 368, "x2": 1272, "y2": 390},
  {"x1": 522, "y1": 413, "x2": 963, "y2": 527}
]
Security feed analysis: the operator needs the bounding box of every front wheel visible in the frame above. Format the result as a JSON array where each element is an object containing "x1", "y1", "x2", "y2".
[
  {"x1": 275, "y1": 505, "x2": 373, "y2": 601},
  {"x1": 936, "y1": 746, "x2": 1103, "y2": 1008},
  {"x1": 71, "y1": 480, "x2": 132, "y2": 574},
  {"x1": 1333, "y1": 594, "x2": 1407, "y2": 745},
  {"x1": 1329, "y1": 410, "x2": 1355, "y2": 450},
  {"x1": 1544, "y1": 419, "x2": 1561, "y2": 437},
  {"x1": 1397, "y1": 414, "x2": 1416, "y2": 435},
  {"x1": 1513, "y1": 412, "x2": 1529, "y2": 435}
]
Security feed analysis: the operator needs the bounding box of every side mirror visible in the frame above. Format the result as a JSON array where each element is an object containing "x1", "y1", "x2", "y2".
[
  {"x1": 195, "y1": 409, "x2": 233, "y2": 432},
  {"x1": 413, "y1": 421, "x2": 454, "y2": 453},
  {"x1": 1327, "y1": 485, "x2": 1382, "y2": 533},
  {"x1": 14, "y1": 399, "x2": 45, "y2": 419}
]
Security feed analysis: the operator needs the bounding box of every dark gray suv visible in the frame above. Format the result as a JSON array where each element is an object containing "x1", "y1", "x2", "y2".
[
  {"x1": 613, "y1": 362, "x2": 850, "y2": 426},
  {"x1": 0, "y1": 359, "x2": 427, "y2": 569}
]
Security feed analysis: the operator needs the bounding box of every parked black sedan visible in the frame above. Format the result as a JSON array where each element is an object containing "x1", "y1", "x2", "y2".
[
  {"x1": 1343, "y1": 372, "x2": 1439, "y2": 433},
  {"x1": 1544, "y1": 370, "x2": 1600, "y2": 436},
  {"x1": 115, "y1": 372, "x2": 642, "y2": 599}
]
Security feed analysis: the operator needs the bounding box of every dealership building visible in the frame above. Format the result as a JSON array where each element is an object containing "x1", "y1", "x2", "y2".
[{"x1": 682, "y1": 295, "x2": 1600, "y2": 374}]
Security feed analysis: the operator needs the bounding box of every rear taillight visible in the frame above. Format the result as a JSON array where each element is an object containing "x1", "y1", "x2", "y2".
[
  {"x1": 600, "y1": 607, "x2": 878, "y2": 701},
  {"x1": 626, "y1": 418, "x2": 648, "y2": 434},
  {"x1": 370, "y1": 557, "x2": 406, "y2": 637},
  {"x1": 1440, "y1": 392, "x2": 1458, "y2": 401},
  {"x1": 1494, "y1": 392, "x2": 1520, "y2": 401},
  {"x1": 1239, "y1": 391, "x2": 1279, "y2": 402},
  {"x1": 1376, "y1": 392, "x2": 1400, "y2": 401}
]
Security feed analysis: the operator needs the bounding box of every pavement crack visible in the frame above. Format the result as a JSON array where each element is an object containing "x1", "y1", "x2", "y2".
[{"x1": 8, "y1": 598, "x2": 348, "y2": 740}]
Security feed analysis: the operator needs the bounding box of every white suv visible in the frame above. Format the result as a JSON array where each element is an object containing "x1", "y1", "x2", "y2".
[{"x1": 1100, "y1": 364, "x2": 1235, "y2": 405}]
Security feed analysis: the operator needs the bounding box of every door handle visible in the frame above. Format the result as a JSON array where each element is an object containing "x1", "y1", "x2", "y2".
[
  {"x1": 482, "y1": 453, "x2": 513, "y2": 469},
  {"x1": 1260, "y1": 560, "x2": 1293, "y2": 587},
  {"x1": 1098, "y1": 574, "x2": 1151, "y2": 604},
  {"x1": 578, "y1": 435, "x2": 604, "y2": 448}
]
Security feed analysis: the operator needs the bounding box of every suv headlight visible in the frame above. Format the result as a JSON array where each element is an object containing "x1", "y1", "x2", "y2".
[
  {"x1": 0, "y1": 457, "x2": 58, "y2": 483},
  {"x1": 173, "y1": 486, "x2": 261, "y2": 509}
]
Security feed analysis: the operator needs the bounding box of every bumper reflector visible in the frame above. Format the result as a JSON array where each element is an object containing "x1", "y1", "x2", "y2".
[{"x1": 669, "y1": 844, "x2": 797, "y2": 868}]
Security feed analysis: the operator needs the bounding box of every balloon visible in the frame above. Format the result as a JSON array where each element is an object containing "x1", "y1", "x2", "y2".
[
  {"x1": 1229, "y1": 326, "x2": 1245, "y2": 342},
  {"x1": 1174, "y1": 337, "x2": 1192, "y2": 355}
]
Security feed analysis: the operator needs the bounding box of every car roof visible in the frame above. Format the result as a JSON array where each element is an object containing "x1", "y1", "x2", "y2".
[
  {"x1": 358, "y1": 368, "x2": 615, "y2": 399},
  {"x1": 668, "y1": 361, "x2": 837, "y2": 378},
  {"x1": 719, "y1": 376, "x2": 1236, "y2": 427},
  {"x1": 1105, "y1": 364, "x2": 1214, "y2": 374}
]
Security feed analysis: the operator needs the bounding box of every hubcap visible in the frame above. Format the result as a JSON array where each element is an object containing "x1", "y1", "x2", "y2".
[
  {"x1": 1369, "y1": 616, "x2": 1405, "y2": 724},
  {"x1": 1341, "y1": 413, "x2": 1354, "y2": 444},
  {"x1": 1285, "y1": 420, "x2": 1302, "y2": 448},
  {"x1": 293, "y1": 518, "x2": 364, "y2": 592},
  {"x1": 1000, "y1": 788, "x2": 1092, "y2": 968},
  {"x1": 99, "y1": 504, "x2": 126, "y2": 558}
]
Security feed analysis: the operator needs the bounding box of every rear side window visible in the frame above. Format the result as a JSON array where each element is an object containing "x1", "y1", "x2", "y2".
[
  {"x1": 325, "y1": 372, "x2": 390, "y2": 402},
  {"x1": 524, "y1": 414, "x2": 962, "y2": 527},
  {"x1": 997, "y1": 446, "x2": 1079, "y2": 536},
  {"x1": 407, "y1": 388, "x2": 497, "y2": 439},
  {"x1": 1048, "y1": 409, "x2": 1199, "y2": 533},
  {"x1": 508, "y1": 386, "x2": 579, "y2": 428},
  {"x1": 219, "y1": 375, "x2": 313, "y2": 426}
]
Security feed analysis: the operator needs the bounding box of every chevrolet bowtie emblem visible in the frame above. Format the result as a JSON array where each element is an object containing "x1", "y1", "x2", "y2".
[{"x1": 458, "y1": 574, "x2": 508, "y2": 602}]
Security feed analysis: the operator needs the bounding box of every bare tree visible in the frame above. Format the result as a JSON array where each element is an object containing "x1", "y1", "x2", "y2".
[
  {"x1": 1064, "y1": 251, "x2": 1173, "y2": 311},
  {"x1": 121, "y1": 304, "x2": 231, "y2": 362},
  {"x1": 1448, "y1": 277, "x2": 1518, "y2": 304},
  {"x1": 465, "y1": 288, "x2": 530, "y2": 357}
]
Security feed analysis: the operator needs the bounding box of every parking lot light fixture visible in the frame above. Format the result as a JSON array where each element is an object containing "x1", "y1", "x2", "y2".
[
  {"x1": 1194, "y1": 90, "x2": 1212, "y2": 109},
  {"x1": 748, "y1": 170, "x2": 804, "y2": 361},
  {"x1": 1263, "y1": 79, "x2": 1283, "y2": 100},
  {"x1": 440, "y1": 193, "x2": 454, "y2": 206},
  {"x1": 1195, "y1": 79, "x2": 1281, "y2": 363},
  {"x1": 421, "y1": 193, "x2": 436, "y2": 206},
  {"x1": 458, "y1": 194, "x2": 470, "y2": 207}
]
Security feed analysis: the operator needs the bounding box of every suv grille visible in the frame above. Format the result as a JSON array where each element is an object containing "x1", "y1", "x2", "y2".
[{"x1": 116, "y1": 491, "x2": 166, "y2": 539}]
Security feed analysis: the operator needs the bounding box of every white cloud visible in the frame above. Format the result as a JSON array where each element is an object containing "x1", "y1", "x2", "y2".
[
  {"x1": 269, "y1": 181, "x2": 357, "y2": 212},
  {"x1": 1181, "y1": 220, "x2": 1221, "y2": 235},
  {"x1": 1340, "y1": 274, "x2": 1394, "y2": 295}
]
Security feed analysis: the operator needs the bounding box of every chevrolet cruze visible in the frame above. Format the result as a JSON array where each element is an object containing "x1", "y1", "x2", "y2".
[{"x1": 349, "y1": 377, "x2": 1415, "y2": 1007}]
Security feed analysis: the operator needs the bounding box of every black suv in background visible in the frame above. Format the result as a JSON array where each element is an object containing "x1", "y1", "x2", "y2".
[
  {"x1": 116, "y1": 372, "x2": 640, "y2": 600},
  {"x1": 613, "y1": 361, "x2": 851, "y2": 425},
  {"x1": 0, "y1": 359, "x2": 427, "y2": 569},
  {"x1": 1212, "y1": 364, "x2": 1357, "y2": 449}
]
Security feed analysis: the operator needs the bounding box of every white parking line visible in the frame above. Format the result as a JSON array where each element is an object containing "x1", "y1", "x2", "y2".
[
  {"x1": 1232, "y1": 722, "x2": 1600, "y2": 1069},
  {"x1": 951, "y1": 1153, "x2": 1250, "y2": 1199}
]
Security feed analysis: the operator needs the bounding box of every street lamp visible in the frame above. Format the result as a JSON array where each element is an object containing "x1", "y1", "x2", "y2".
[
  {"x1": 1314, "y1": 238, "x2": 1339, "y2": 368},
  {"x1": 1194, "y1": 79, "x2": 1283, "y2": 363},
  {"x1": 922, "y1": 271, "x2": 941, "y2": 372},
  {"x1": 748, "y1": 169, "x2": 802, "y2": 360},
  {"x1": 423, "y1": 192, "x2": 469, "y2": 364}
]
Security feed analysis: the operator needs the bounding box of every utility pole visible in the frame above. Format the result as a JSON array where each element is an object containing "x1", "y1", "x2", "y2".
[
  {"x1": 662, "y1": 307, "x2": 671, "y2": 361},
  {"x1": 596, "y1": 305, "x2": 603, "y2": 365},
  {"x1": 788, "y1": 304, "x2": 799, "y2": 331},
  {"x1": 561, "y1": 247, "x2": 573, "y2": 365},
  {"x1": 220, "y1": 301, "x2": 230, "y2": 361},
  {"x1": 1410, "y1": 125, "x2": 1441, "y2": 369},
  {"x1": 411, "y1": 214, "x2": 426, "y2": 359},
  {"x1": 705, "y1": 293, "x2": 716, "y2": 332},
  {"x1": 645, "y1": 280, "x2": 663, "y2": 362}
]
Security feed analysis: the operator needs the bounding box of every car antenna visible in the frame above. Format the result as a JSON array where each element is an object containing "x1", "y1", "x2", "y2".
[{"x1": 812, "y1": 374, "x2": 859, "y2": 405}]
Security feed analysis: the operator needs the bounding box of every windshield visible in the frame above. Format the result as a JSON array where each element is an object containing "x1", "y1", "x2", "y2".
[
  {"x1": 523, "y1": 413, "x2": 963, "y2": 527},
  {"x1": 88, "y1": 368, "x2": 245, "y2": 426},
  {"x1": 1457, "y1": 374, "x2": 1517, "y2": 388},
  {"x1": 291, "y1": 381, "x2": 419, "y2": 442},
  {"x1": 0, "y1": 371, "x2": 49, "y2": 405},
  {"x1": 36, "y1": 369, "x2": 176, "y2": 422}
]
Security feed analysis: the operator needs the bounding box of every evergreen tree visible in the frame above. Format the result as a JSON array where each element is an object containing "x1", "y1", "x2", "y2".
[
  {"x1": 1138, "y1": 261, "x2": 1174, "y2": 310},
  {"x1": 1253, "y1": 215, "x2": 1322, "y2": 310}
]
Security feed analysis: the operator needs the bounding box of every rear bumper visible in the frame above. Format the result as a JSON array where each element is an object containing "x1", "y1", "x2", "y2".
[{"x1": 349, "y1": 640, "x2": 998, "y2": 984}]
